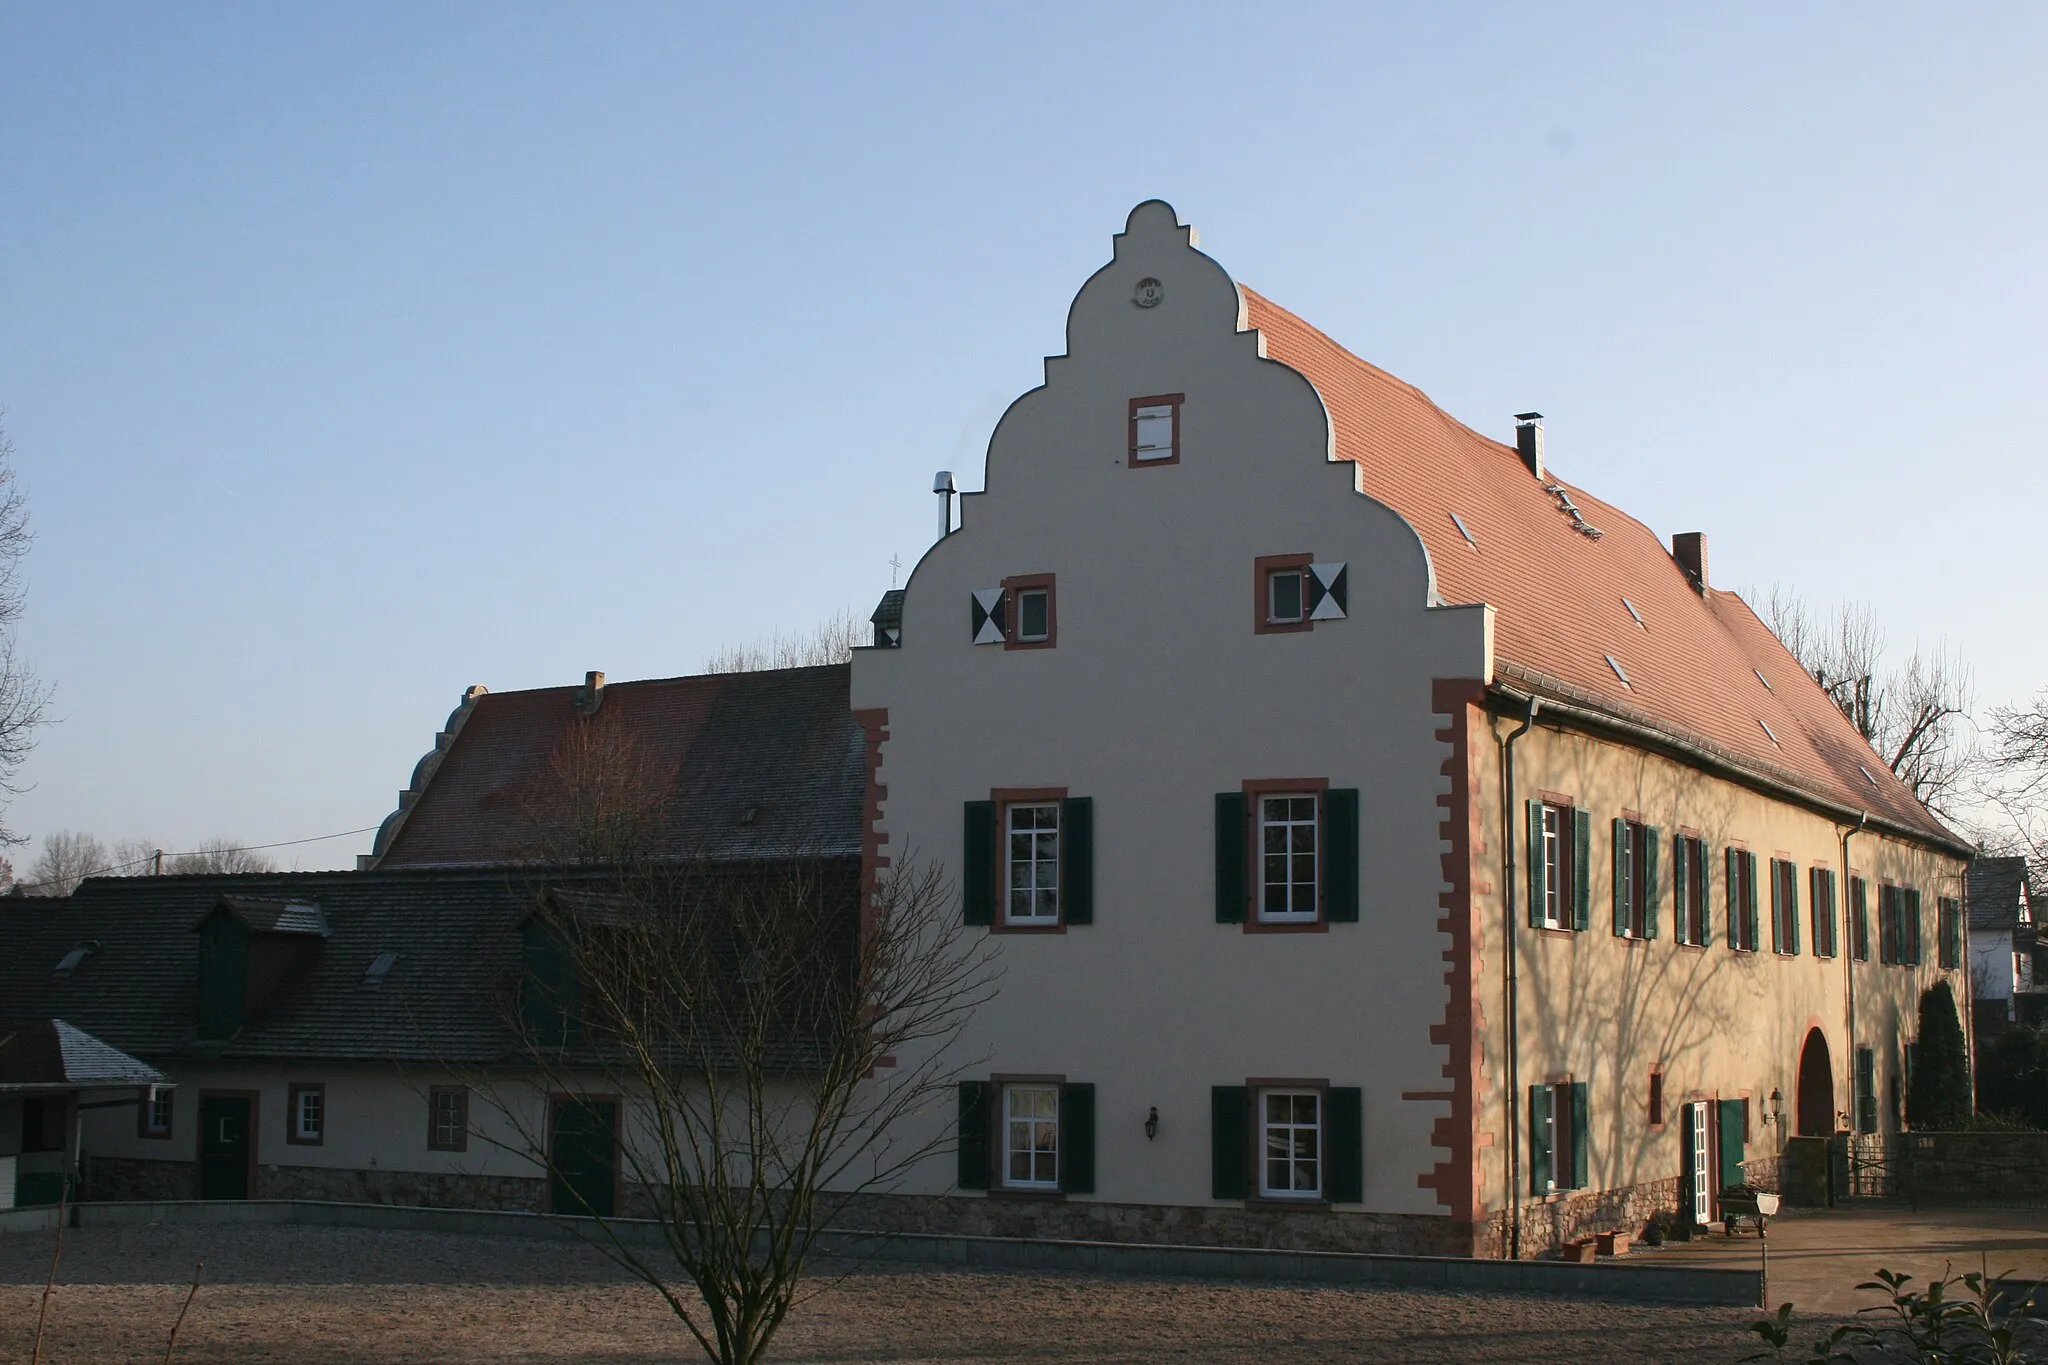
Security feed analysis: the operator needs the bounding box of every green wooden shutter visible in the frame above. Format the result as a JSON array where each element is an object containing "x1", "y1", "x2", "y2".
[
  {"x1": 1611, "y1": 818, "x2": 1630, "y2": 937},
  {"x1": 1671, "y1": 835, "x2": 1689, "y2": 943},
  {"x1": 1855, "y1": 1048, "x2": 1878, "y2": 1133},
  {"x1": 1526, "y1": 800, "x2": 1546, "y2": 928},
  {"x1": 1643, "y1": 827, "x2": 1662, "y2": 940},
  {"x1": 1726, "y1": 850, "x2": 1741, "y2": 949},
  {"x1": 1210, "y1": 1086, "x2": 1249, "y2": 1199},
  {"x1": 1528, "y1": 1085, "x2": 1553, "y2": 1194},
  {"x1": 1572, "y1": 809, "x2": 1593, "y2": 931},
  {"x1": 1062, "y1": 797, "x2": 1094, "y2": 925},
  {"x1": 957, "y1": 1082, "x2": 991, "y2": 1189},
  {"x1": 1785, "y1": 864, "x2": 1800, "y2": 955},
  {"x1": 1323, "y1": 788, "x2": 1359, "y2": 923},
  {"x1": 1570, "y1": 1081, "x2": 1590, "y2": 1190},
  {"x1": 1060, "y1": 1082, "x2": 1095, "y2": 1194},
  {"x1": 1325, "y1": 1087, "x2": 1363, "y2": 1203},
  {"x1": 1699, "y1": 842, "x2": 1713, "y2": 946},
  {"x1": 1717, "y1": 1099, "x2": 1746, "y2": 1190},
  {"x1": 198, "y1": 917, "x2": 250, "y2": 1041},
  {"x1": 1746, "y1": 856, "x2": 1761, "y2": 950},
  {"x1": 963, "y1": 801, "x2": 996, "y2": 927},
  {"x1": 1214, "y1": 793, "x2": 1247, "y2": 924},
  {"x1": 1904, "y1": 889, "x2": 1923, "y2": 965}
]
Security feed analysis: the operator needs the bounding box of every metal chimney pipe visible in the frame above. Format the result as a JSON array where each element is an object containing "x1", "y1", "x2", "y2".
[{"x1": 932, "y1": 470, "x2": 956, "y2": 541}]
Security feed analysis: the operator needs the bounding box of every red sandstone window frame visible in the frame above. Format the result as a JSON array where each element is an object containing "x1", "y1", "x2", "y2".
[
  {"x1": 1675, "y1": 833, "x2": 1710, "y2": 947},
  {"x1": 1726, "y1": 848, "x2": 1760, "y2": 953},
  {"x1": 1769, "y1": 857, "x2": 1800, "y2": 956},
  {"x1": 1253, "y1": 553, "x2": 1315, "y2": 636},
  {"x1": 1810, "y1": 866, "x2": 1839, "y2": 959},
  {"x1": 1241, "y1": 777, "x2": 1330, "y2": 933},
  {"x1": 1648, "y1": 1068, "x2": 1666, "y2": 1132},
  {"x1": 1001, "y1": 574, "x2": 1056, "y2": 651},
  {"x1": 1128, "y1": 394, "x2": 1183, "y2": 467},
  {"x1": 992, "y1": 786, "x2": 1068, "y2": 934}
]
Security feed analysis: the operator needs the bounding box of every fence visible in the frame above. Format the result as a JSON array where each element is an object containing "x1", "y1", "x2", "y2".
[{"x1": 1827, "y1": 1131, "x2": 2048, "y2": 1207}]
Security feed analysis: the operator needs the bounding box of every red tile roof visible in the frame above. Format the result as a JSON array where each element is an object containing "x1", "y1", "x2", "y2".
[{"x1": 1241, "y1": 288, "x2": 1959, "y2": 850}]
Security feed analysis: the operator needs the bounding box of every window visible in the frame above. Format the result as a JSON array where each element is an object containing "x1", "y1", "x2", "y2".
[
  {"x1": 1529, "y1": 1080, "x2": 1589, "y2": 1194},
  {"x1": 1003, "y1": 1084, "x2": 1060, "y2": 1190},
  {"x1": 1259, "y1": 1089, "x2": 1322, "y2": 1198},
  {"x1": 1810, "y1": 868, "x2": 1838, "y2": 959},
  {"x1": 1770, "y1": 858, "x2": 1801, "y2": 955},
  {"x1": 1259, "y1": 794, "x2": 1319, "y2": 922},
  {"x1": 963, "y1": 794, "x2": 1093, "y2": 930},
  {"x1": 1529, "y1": 800, "x2": 1586, "y2": 931},
  {"x1": 1005, "y1": 802, "x2": 1061, "y2": 925},
  {"x1": 287, "y1": 1083, "x2": 325, "y2": 1146},
  {"x1": 1612, "y1": 818, "x2": 1657, "y2": 939},
  {"x1": 428, "y1": 1086, "x2": 469, "y2": 1152},
  {"x1": 1850, "y1": 877, "x2": 1870, "y2": 961},
  {"x1": 1879, "y1": 885, "x2": 1923, "y2": 966},
  {"x1": 1252, "y1": 555, "x2": 1348, "y2": 634},
  {"x1": 1648, "y1": 1069, "x2": 1665, "y2": 1129},
  {"x1": 1016, "y1": 589, "x2": 1050, "y2": 643},
  {"x1": 1268, "y1": 569, "x2": 1305, "y2": 625},
  {"x1": 1674, "y1": 834, "x2": 1710, "y2": 946},
  {"x1": 140, "y1": 1086, "x2": 173, "y2": 1140},
  {"x1": 1128, "y1": 393, "x2": 1182, "y2": 466},
  {"x1": 1938, "y1": 897, "x2": 1961, "y2": 970},
  {"x1": 21, "y1": 1097, "x2": 66, "y2": 1153},
  {"x1": 1901, "y1": 888, "x2": 1923, "y2": 966},
  {"x1": 1726, "y1": 849, "x2": 1760, "y2": 952},
  {"x1": 1854, "y1": 1047, "x2": 1878, "y2": 1134},
  {"x1": 1001, "y1": 574, "x2": 1055, "y2": 649}
]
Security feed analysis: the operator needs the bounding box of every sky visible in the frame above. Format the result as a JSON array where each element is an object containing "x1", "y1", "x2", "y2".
[{"x1": 2, "y1": 3, "x2": 2043, "y2": 874}]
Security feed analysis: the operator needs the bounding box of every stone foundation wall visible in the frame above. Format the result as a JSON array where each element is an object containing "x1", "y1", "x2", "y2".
[
  {"x1": 86, "y1": 1156, "x2": 197, "y2": 1202},
  {"x1": 256, "y1": 1164, "x2": 547, "y2": 1211},
  {"x1": 1513, "y1": 1175, "x2": 1684, "y2": 1256}
]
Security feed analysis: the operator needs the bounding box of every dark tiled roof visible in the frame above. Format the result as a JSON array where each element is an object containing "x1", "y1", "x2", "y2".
[
  {"x1": 1968, "y1": 856, "x2": 2034, "y2": 932},
  {"x1": 0, "y1": 862, "x2": 859, "y2": 1067},
  {"x1": 376, "y1": 664, "x2": 865, "y2": 868},
  {"x1": 0, "y1": 1018, "x2": 166, "y2": 1089},
  {"x1": 210, "y1": 896, "x2": 332, "y2": 936},
  {"x1": 1241, "y1": 290, "x2": 1963, "y2": 853}
]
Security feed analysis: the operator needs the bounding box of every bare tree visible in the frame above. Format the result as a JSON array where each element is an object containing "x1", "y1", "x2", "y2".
[
  {"x1": 165, "y1": 838, "x2": 276, "y2": 875},
  {"x1": 702, "y1": 608, "x2": 866, "y2": 675},
  {"x1": 0, "y1": 421, "x2": 51, "y2": 845},
  {"x1": 461, "y1": 721, "x2": 997, "y2": 1365},
  {"x1": 1759, "y1": 585, "x2": 1978, "y2": 816},
  {"x1": 110, "y1": 838, "x2": 164, "y2": 876},
  {"x1": 25, "y1": 830, "x2": 108, "y2": 896},
  {"x1": 1979, "y1": 686, "x2": 2048, "y2": 878}
]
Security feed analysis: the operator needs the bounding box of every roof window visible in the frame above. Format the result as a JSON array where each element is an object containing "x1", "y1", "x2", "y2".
[
  {"x1": 1754, "y1": 669, "x2": 1773, "y2": 691},
  {"x1": 1859, "y1": 764, "x2": 1879, "y2": 786},
  {"x1": 1449, "y1": 512, "x2": 1479, "y2": 550},
  {"x1": 361, "y1": 951, "x2": 398, "y2": 989},
  {"x1": 1758, "y1": 719, "x2": 1781, "y2": 747},
  {"x1": 1622, "y1": 598, "x2": 1646, "y2": 629},
  {"x1": 53, "y1": 940, "x2": 100, "y2": 978},
  {"x1": 1605, "y1": 655, "x2": 1632, "y2": 689}
]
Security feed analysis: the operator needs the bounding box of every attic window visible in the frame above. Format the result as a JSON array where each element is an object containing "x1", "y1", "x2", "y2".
[
  {"x1": 1449, "y1": 512, "x2": 1479, "y2": 550},
  {"x1": 1859, "y1": 764, "x2": 1879, "y2": 786},
  {"x1": 53, "y1": 941, "x2": 99, "y2": 977},
  {"x1": 361, "y1": 951, "x2": 398, "y2": 988},
  {"x1": 738, "y1": 806, "x2": 759, "y2": 826},
  {"x1": 1759, "y1": 718, "x2": 1781, "y2": 746},
  {"x1": 1605, "y1": 655, "x2": 1632, "y2": 688},
  {"x1": 1622, "y1": 598, "x2": 1646, "y2": 629},
  {"x1": 1755, "y1": 669, "x2": 1773, "y2": 691}
]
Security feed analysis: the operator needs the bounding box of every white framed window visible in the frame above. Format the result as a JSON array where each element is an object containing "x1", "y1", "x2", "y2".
[
  {"x1": 1005, "y1": 803, "x2": 1061, "y2": 924},
  {"x1": 288, "y1": 1083, "x2": 325, "y2": 1145},
  {"x1": 142, "y1": 1086, "x2": 173, "y2": 1138},
  {"x1": 1259, "y1": 795, "x2": 1318, "y2": 922},
  {"x1": 1016, "y1": 589, "x2": 1050, "y2": 643},
  {"x1": 1538, "y1": 802, "x2": 1567, "y2": 929},
  {"x1": 1259, "y1": 1089, "x2": 1321, "y2": 1198},
  {"x1": 429, "y1": 1086, "x2": 469, "y2": 1152},
  {"x1": 1266, "y1": 569, "x2": 1305, "y2": 625},
  {"x1": 1003, "y1": 1084, "x2": 1060, "y2": 1189}
]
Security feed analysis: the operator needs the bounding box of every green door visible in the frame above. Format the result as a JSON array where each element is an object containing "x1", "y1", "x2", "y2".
[
  {"x1": 199, "y1": 1096, "x2": 252, "y2": 1200},
  {"x1": 1717, "y1": 1099, "x2": 1747, "y2": 1192},
  {"x1": 549, "y1": 1099, "x2": 617, "y2": 1217}
]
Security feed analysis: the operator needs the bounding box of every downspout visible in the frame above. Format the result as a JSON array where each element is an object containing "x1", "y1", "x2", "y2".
[
  {"x1": 1842, "y1": 811, "x2": 1867, "y2": 1132},
  {"x1": 1499, "y1": 693, "x2": 1541, "y2": 1259}
]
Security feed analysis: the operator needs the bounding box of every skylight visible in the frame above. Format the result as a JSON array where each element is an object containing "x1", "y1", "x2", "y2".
[
  {"x1": 53, "y1": 942, "x2": 98, "y2": 978},
  {"x1": 1605, "y1": 655, "x2": 1632, "y2": 688},
  {"x1": 1758, "y1": 718, "x2": 1780, "y2": 746},
  {"x1": 361, "y1": 951, "x2": 398, "y2": 988},
  {"x1": 1622, "y1": 598, "x2": 1646, "y2": 629},
  {"x1": 1859, "y1": 764, "x2": 1879, "y2": 786},
  {"x1": 1449, "y1": 512, "x2": 1479, "y2": 550},
  {"x1": 1755, "y1": 669, "x2": 1773, "y2": 691}
]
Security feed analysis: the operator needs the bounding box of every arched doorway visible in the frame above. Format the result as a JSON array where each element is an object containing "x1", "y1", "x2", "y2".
[{"x1": 1797, "y1": 1028, "x2": 1835, "y2": 1136}]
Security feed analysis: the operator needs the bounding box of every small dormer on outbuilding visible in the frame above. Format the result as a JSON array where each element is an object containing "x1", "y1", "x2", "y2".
[{"x1": 192, "y1": 897, "x2": 332, "y2": 1041}]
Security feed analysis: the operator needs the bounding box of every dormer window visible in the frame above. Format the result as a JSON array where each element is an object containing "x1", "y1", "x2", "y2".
[{"x1": 1128, "y1": 394, "x2": 1182, "y2": 466}]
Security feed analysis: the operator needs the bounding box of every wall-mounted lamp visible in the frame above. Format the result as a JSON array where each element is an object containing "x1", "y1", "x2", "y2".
[
  {"x1": 1144, "y1": 1106, "x2": 1158, "y2": 1141},
  {"x1": 1768, "y1": 1089, "x2": 1784, "y2": 1129}
]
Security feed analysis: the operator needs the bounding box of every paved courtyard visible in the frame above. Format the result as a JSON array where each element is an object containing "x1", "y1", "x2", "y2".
[{"x1": 2, "y1": 1213, "x2": 2041, "y2": 1363}]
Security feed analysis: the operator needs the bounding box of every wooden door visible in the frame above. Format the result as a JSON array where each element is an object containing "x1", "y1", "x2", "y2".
[{"x1": 198, "y1": 1095, "x2": 253, "y2": 1200}]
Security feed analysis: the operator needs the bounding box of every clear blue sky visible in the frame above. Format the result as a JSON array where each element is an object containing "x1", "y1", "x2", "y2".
[{"x1": 3, "y1": 3, "x2": 2042, "y2": 870}]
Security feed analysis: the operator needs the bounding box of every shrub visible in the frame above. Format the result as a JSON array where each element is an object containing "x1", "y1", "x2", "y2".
[
  {"x1": 1977, "y1": 1025, "x2": 2048, "y2": 1130},
  {"x1": 1908, "y1": 981, "x2": 1974, "y2": 1131}
]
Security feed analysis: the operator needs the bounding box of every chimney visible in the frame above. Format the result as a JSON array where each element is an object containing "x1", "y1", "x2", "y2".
[
  {"x1": 574, "y1": 670, "x2": 606, "y2": 715},
  {"x1": 1514, "y1": 413, "x2": 1544, "y2": 479},
  {"x1": 1671, "y1": 533, "x2": 1708, "y2": 592},
  {"x1": 932, "y1": 470, "x2": 956, "y2": 541}
]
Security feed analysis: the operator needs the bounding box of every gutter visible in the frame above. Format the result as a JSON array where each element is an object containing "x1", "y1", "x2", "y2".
[
  {"x1": 1842, "y1": 812, "x2": 1867, "y2": 1134},
  {"x1": 1496, "y1": 692, "x2": 1541, "y2": 1260}
]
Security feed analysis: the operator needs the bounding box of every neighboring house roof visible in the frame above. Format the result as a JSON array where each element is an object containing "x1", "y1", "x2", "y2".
[
  {"x1": 0, "y1": 1018, "x2": 166, "y2": 1092},
  {"x1": 1967, "y1": 856, "x2": 2034, "y2": 932},
  {"x1": 1240, "y1": 289, "x2": 1959, "y2": 851},
  {"x1": 375, "y1": 663, "x2": 866, "y2": 868},
  {"x1": 0, "y1": 864, "x2": 859, "y2": 1067}
]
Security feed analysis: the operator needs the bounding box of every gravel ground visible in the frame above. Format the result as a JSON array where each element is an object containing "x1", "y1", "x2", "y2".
[{"x1": 1, "y1": 1223, "x2": 1784, "y2": 1364}]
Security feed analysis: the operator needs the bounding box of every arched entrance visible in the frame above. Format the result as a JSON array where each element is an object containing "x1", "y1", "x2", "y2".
[{"x1": 1797, "y1": 1028, "x2": 1835, "y2": 1136}]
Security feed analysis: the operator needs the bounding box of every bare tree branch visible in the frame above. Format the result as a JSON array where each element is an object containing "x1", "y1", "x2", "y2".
[
  {"x1": 702, "y1": 609, "x2": 865, "y2": 675},
  {"x1": 0, "y1": 419, "x2": 50, "y2": 844}
]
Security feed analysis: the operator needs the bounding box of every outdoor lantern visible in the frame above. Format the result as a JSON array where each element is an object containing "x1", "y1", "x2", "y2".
[
  {"x1": 1145, "y1": 1106, "x2": 1159, "y2": 1141},
  {"x1": 1769, "y1": 1089, "x2": 1784, "y2": 1127}
]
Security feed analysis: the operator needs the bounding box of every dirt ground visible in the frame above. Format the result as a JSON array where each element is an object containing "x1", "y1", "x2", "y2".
[{"x1": 0, "y1": 1222, "x2": 1782, "y2": 1365}]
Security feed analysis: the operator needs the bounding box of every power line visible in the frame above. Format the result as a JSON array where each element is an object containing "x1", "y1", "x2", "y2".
[{"x1": 11, "y1": 824, "x2": 383, "y2": 893}]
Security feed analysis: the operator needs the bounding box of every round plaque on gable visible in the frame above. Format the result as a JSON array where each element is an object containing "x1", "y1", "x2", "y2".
[{"x1": 1132, "y1": 277, "x2": 1164, "y2": 308}]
